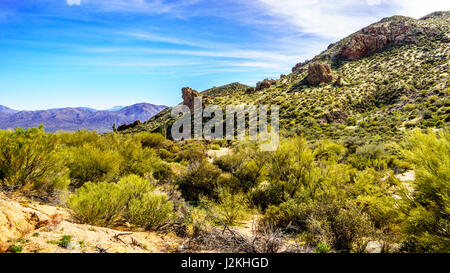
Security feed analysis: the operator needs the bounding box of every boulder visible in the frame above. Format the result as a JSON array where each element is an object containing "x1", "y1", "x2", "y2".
[
  {"x1": 255, "y1": 79, "x2": 277, "y2": 91},
  {"x1": 245, "y1": 87, "x2": 256, "y2": 94},
  {"x1": 307, "y1": 63, "x2": 334, "y2": 85},
  {"x1": 182, "y1": 87, "x2": 206, "y2": 111}
]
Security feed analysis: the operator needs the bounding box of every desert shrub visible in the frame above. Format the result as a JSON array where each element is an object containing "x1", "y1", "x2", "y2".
[
  {"x1": 67, "y1": 182, "x2": 126, "y2": 226},
  {"x1": 211, "y1": 144, "x2": 220, "y2": 150},
  {"x1": 58, "y1": 235, "x2": 72, "y2": 248},
  {"x1": 267, "y1": 136, "x2": 319, "y2": 198},
  {"x1": 151, "y1": 160, "x2": 174, "y2": 181},
  {"x1": 57, "y1": 130, "x2": 100, "y2": 147},
  {"x1": 134, "y1": 132, "x2": 168, "y2": 149},
  {"x1": 0, "y1": 126, "x2": 70, "y2": 197},
  {"x1": 127, "y1": 191, "x2": 174, "y2": 230},
  {"x1": 262, "y1": 199, "x2": 315, "y2": 231},
  {"x1": 7, "y1": 245, "x2": 23, "y2": 253},
  {"x1": 214, "y1": 154, "x2": 239, "y2": 173},
  {"x1": 262, "y1": 198, "x2": 374, "y2": 252},
  {"x1": 116, "y1": 174, "x2": 155, "y2": 201},
  {"x1": 349, "y1": 143, "x2": 388, "y2": 170},
  {"x1": 185, "y1": 208, "x2": 211, "y2": 237},
  {"x1": 175, "y1": 142, "x2": 207, "y2": 163},
  {"x1": 399, "y1": 129, "x2": 450, "y2": 252},
  {"x1": 202, "y1": 188, "x2": 250, "y2": 226},
  {"x1": 68, "y1": 175, "x2": 159, "y2": 227},
  {"x1": 330, "y1": 206, "x2": 373, "y2": 252},
  {"x1": 64, "y1": 143, "x2": 122, "y2": 187},
  {"x1": 313, "y1": 140, "x2": 346, "y2": 162},
  {"x1": 214, "y1": 144, "x2": 269, "y2": 193},
  {"x1": 249, "y1": 181, "x2": 284, "y2": 210},
  {"x1": 176, "y1": 160, "x2": 222, "y2": 201},
  {"x1": 116, "y1": 137, "x2": 156, "y2": 177},
  {"x1": 315, "y1": 242, "x2": 331, "y2": 253}
]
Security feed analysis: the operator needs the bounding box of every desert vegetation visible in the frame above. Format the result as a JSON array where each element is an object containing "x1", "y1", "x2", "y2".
[
  {"x1": 1, "y1": 12, "x2": 448, "y2": 254},
  {"x1": 0, "y1": 125, "x2": 448, "y2": 253}
]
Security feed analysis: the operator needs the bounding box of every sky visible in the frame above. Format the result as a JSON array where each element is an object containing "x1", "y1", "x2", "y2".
[{"x1": 0, "y1": 0, "x2": 449, "y2": 110}]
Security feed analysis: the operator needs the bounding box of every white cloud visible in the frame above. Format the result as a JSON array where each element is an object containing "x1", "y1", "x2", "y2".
[
  {"x1": 392, "y1": 0, "x2": 450, "y2": 18},
  {"x1": 66, "y1": 0, "x2": 81, "y2": 6},
  {"x1": 83, "y1": 0, "x2": 201, "y2": 14},
  {"x1": 253, "y1": 0, "x2": 450, "y2": 39}
]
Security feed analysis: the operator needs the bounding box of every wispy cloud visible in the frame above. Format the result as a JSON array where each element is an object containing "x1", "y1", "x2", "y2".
[
  {"x1": 251, "y1": 0, "x2": 450, "y2": 38},
  {"x1": 66, "y1": 0, "x2": 81, "y2": 6},
  {"x1": 74, "y1": 0, "x2": 202, "y2": 15}
]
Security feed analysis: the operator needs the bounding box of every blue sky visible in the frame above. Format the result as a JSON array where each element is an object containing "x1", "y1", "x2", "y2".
[{"x1": 0, "y1": 0, "x2": 448, "y2": 110}]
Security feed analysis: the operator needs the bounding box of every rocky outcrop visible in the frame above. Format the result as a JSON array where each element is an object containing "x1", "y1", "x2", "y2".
[
  {"x1": 338, "y1": 20, "x2": 420, "y2": 60},
  {"x1": 291, "y1": 60, "x2": 309, "y2": 73},
  {"x1": 182, "y1": 87, "x2": 206, "y2": 111},
  {"x1": 307, "y1": 63, "x2": 334, "y2": 85},
  {"x1": 255, "y1": 79, "x2": 277, "y2": 91},
  {"x1": 117, "y1": 120, "x2": 141, "y2": 132},
  {"x1": 245, "y1": 87, "x2": 256, "y2": 94}
]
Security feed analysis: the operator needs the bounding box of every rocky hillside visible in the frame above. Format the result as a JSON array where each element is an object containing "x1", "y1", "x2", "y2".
[
  {"x1": 0, "y1": 103, "x2": 168, "y2": 133},
  {"x1": 124, "y1": 11, "x2": 449, "y2": 143}
]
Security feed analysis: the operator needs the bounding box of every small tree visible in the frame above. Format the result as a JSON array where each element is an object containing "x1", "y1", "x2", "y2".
[
  {"x1": 400, "y1": 129, "x2": 450, "y2": 252},
  {"x1": 0, "y1": 126, "x2": 70, "y2": 197}
]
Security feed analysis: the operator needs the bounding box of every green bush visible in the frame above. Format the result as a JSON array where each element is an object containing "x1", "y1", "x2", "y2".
[
  {"x1": 262, "y1": 199, "x2": 315, "y2": 231},
  {"x1": 249, "y1": 181, "x2": 284, "y2": 210},
  {"x1": 8, "y1": 245, "x2": 23, "y2": 253},
  {"x1": 64, "y1": 143, "x2": 122, "y2": 187},
  {"x1": 57, "y1": 130, "x2": 100, "y2": 147},
  {"x1": 127, "y1": 191, "x2": 174, "y2": 230},
  {"x1": 202, "y1": 188, "x2": 250, "y2": 226},
  {"x1": 176, "y1": 160, "x2": 222, "y2": 201},
  {"x1": 399, "y1": 129, "x2": 450, "y2": 252},
  {"x1": 135, "y1": 132, "x2": 168, "y2": 149},
  {"x1": 116, "y1": 174, "x2": 155, "y2": 201},
  {"x1": 58, "y1": 235, "x2": 72, "y2": 248},
  {"x1": 185, "y1": 208, "x2": 211, "y2": 237},
  {"x1": 211, "y1": 144, "x2": 220, "y2": 150},
  {"x1": 151, "y1": 160, "x2": 174, "y2": 181},
  {"x1": 67, "y1": 175, "x2": 173, "y2": 229},
  {"x1": 67, "y1": 182, "x2": 126, "y2": 226},
  {"x1": 116, "y1": 138, "x2": 156, "y2": 177},
  {"x1": 315, "y1": 242, "x2": 331, "y2": 253},
  {"x1": 0, "y1": 126, "x2": 70, "y2": 197},
  {"x1": 330, "y1": 206, "x2": 372, "y2": 252},
  {"x1": 175, "y1": 142, "x2": 207, "y2": 163},
  {"x1": 349, "y1": 143, "x2": 388, "y2": 170}
]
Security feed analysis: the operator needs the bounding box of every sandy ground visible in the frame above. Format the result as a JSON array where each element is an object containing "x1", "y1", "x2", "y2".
[
  {"x1": 207, "y1": 148, "x2": 232, "y2": 162},
  {"x1": 395, "y1": 170, "x2": 416, "y2": 182},
  {"x1": 0, "y1": 192, "x2": 182, "y2": 253}
]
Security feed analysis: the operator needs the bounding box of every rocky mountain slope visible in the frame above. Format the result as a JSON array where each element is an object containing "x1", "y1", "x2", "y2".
[
  {"x1": 124, "y1": 11, "x2": 449, "y2": 143},
  {"x1": 0, "y1": 103, "x2": 168, "y2": 133}
]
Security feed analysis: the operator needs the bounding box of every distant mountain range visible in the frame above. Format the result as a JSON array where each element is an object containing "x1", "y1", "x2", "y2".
[{"x1": 0, "y1": 103, "x2": 168, "y2": 133}]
